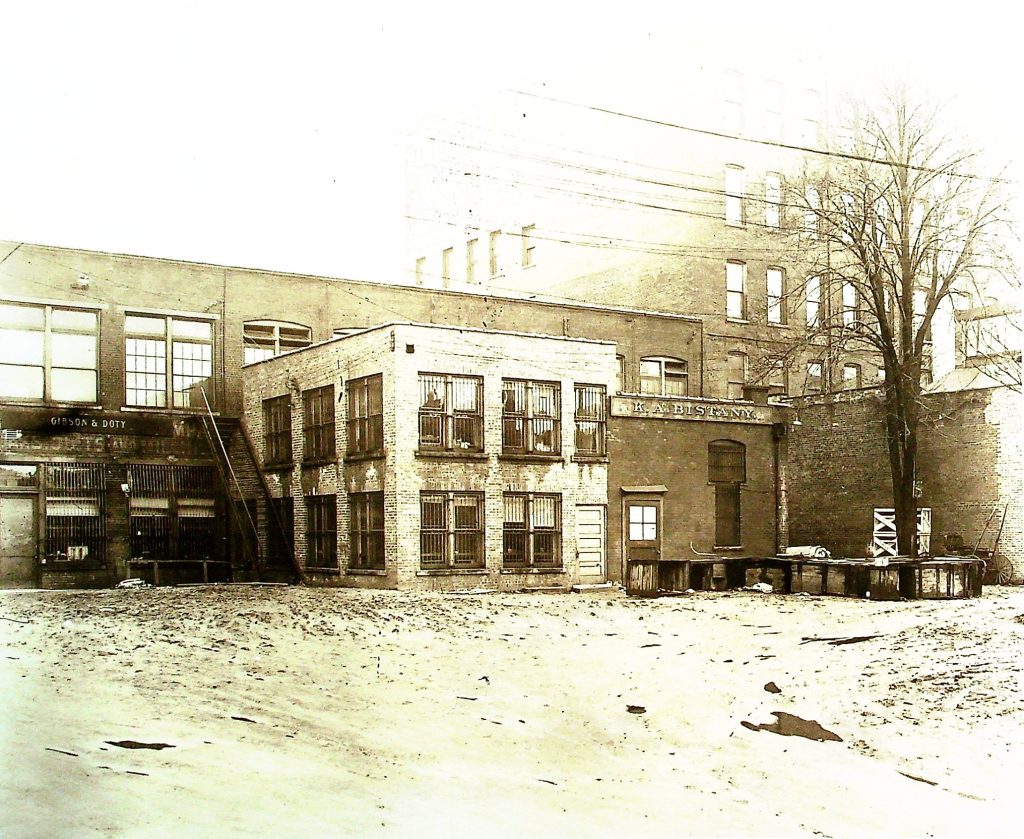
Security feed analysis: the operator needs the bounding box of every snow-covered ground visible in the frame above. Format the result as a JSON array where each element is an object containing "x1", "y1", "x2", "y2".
[{"x1": 2, "y1": 584, "x2": 1023, "y2": 838}]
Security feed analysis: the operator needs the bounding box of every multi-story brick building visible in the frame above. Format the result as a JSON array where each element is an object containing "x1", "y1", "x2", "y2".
[{"x1": 1, "y1": 240, "x2": 787, "y2": 589}]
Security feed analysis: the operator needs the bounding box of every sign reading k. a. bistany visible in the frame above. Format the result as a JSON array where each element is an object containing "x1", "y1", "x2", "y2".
[{"x1": 610, "y1": 395, "x2": 778, "y2": 424}]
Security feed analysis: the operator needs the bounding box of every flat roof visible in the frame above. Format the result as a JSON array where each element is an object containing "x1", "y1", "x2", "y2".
[{"x1": 6, "y1": 239, "x2": 703, "y2": 324}]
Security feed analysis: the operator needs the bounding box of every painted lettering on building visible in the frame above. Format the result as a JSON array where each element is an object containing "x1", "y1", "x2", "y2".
[{"x1": 611, "y1": 396, "x2": 777, "y2": 424}]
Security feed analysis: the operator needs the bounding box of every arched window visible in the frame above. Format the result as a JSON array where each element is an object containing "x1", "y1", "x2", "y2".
[
  {"x1": 709, "y1": 440, "x2": 745, "y2": 548},
  {"x1": 639, "y1": 357, "x2": 688, "y2": 397},
  {"x1": 243, "y1": 321, "x2": 312, "y2": 365}
]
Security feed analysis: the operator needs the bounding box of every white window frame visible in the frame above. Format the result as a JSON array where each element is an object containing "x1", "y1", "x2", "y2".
[{"x1": 726, "y1": 261, "x2": 747, "y2": 320}]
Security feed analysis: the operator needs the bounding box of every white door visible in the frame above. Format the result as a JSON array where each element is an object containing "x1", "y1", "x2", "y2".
[{"x1": 576, "y1": 505, "x2": 606, "y2": 579}]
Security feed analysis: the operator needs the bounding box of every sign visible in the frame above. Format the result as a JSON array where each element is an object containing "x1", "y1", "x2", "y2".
[
  {"x1": 610, "y1": 395, "x2": 778, "y2": 424},
  {"x1": 0, "y1": 407, "x2": 176, "y2": 437}
]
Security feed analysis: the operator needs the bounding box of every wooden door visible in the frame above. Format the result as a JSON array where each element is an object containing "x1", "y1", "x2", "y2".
[
  {"x1": 0, "y1": 494, "x2": 37, "y2": 588},
  {"x1": 576, "y1": 505, "x2": 606, "y2": 579}
]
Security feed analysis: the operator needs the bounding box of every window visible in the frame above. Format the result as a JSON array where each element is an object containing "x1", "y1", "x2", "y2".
[
  {"x1": 629, "y1": 504, "x2": 658, "y2": 541},
  {"x1": 767, "y1": 267, "x2": 786, "y2": 324},
  {"x1": 44, "y1": 463, "x2": 104, "y2": 564},
  {"x1": 843, "y1": 363, "x2": 862, "y2": 389},
  {"x1": 420, "y1": 492, "x2": 484, "y2": 569},
  {"x1": 128, "y1": 464, "x2": 220, "y2": 562},
  {"x1": 806, "y1": 275, "x2": 821, "y2": 327},
  {"x1": 489, "y1": 230, "x2": 501, "y2": 277},
  {"x1": 726, "y1": 352, "x2": 748, "y2": 400},
  {"x1": 765, "y1": 357, "x2": 789, "y2": 400},
  {"x1": 503, "y1": 493, "x2": 561, "y2": 568},
  {"x1": 842, "y1": 282, "x2": 859, "y2": 326},
  {"x1": 521, "y1": 224, "x2": 536, "y2": 267},
  {"x1": 125, "y1": 314, "x2": 214, "y2": 409},
  {"x1": 800, "y1": 89, "x2": 821, "y2": 145},
  {"x1": 415, "y1": 257, "x2": 426, "y2": 286},
  {"x1": 242, "y1": 321, "x2": 312, "y2": 365},
  {"x1": 502, "y1": 379, "x2": 560, "y2": 455},
  {"x1": 305, "y1": 494, "x2": 337, "y2": 569},
  {"x1": 726, "y1": 261, "x2": 746, "y2": 320},
  {"x1": 762, "y1": 80, "x2": 783, "y2": 141},
  {"x1": 441, "y1": 247, "x2": 453, "y2": 286},
  {"x1": 723, "y1": 69, "x2": 743, "y2": 133},
  {"x1": 466, "y1": 239, "x2": 478, "y2": 284},
  {"x1": 418, "y1": 373, "x2": 483, "y2": 452},
  {"x1": 709, "y1": 440, "x2": 745, "y2": 548},
  {"x1": 765, "y1": 173, "x2": 782, "y2": 229},
  {"x1": 806, "y1": 361, "x2": 823, "y2": 393},
  {"x1": 0, "y1": 302, "x2": 98, "y2": 402},
  {"x1": 639, "y1": 357, "x2": 688, "y2": 397},
  {"x1": 263, "y1": 395, "x2": 292, "y2": 467},
  {"x1": 268, "y1": 497, "x2": 294, "y2": 568},
  {"x1": 349, "y1": 492, "x2": 384, "y2": 570},
  {"x1": 725, "y1": 166, "x2": 744, "y2": 225},
  {"x1": 347, "y1": 374, "x2": 383, "y2": 456},
  {"x1": 804, "y1": 186, "x2": 820, "y2": 237},
  {"x1": 303, "y1": 385, "x2": 336, "y2": 462},
  {"x1": 574, "y1": 384, "x2": 607, "y2": 456},
  {"x1": 615, "y1": 355, "x2": 626, "y2": 394}
]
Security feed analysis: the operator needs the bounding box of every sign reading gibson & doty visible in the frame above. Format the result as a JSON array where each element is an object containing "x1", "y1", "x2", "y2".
[
  {"x1": 610, "y1": 395, "x2": 780, "y2": 424},
  {"x1": 0, "y1": 407, "x2": 176, "y2": 437}
]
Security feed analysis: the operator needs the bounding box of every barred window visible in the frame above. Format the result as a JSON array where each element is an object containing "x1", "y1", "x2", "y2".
[
  {"x1": 0, "y1": 302, "x2": 98, "y2": 403},
  {"x1": 350, "y1": 492, "x2": 385, "y2": 570},
  {"x1": 263, "y1": 395, "x2": 292, "y2": 466},
  {"x1": 347, "y1": 375, "x2": 383, "y2": 456},
  {"x1": 502, "y1": 380, "x2": 560, "y2": 455},
  {"x1": 303, "y1": 385, "x2": 335, "y2": 462},
  {"x1": 503, "y1": 493, "x2": 561, "y2": 569},
  {"x1": 44, "y1": 463, "x2": 104, "y2": 564},
  {"x1": 305, "y1": 494, "x2": 337, "y2": 569},
  {"x1": 418, "y1": 373, "x2": 483, "y2": 452},
  {"x1": 128, "y1": 464, "x2": 221, "y2": 562},
  {"x1": 125, "y1": 314, "x2": 214, "y2": 409},
  {"x1": 243, "y1": 321, "x2": 312, "y2": 365},
  {"x1": 420, "y1": 492, "x2": 484, "y2": 569},
  {"x1": 574, "y1": 384, "x2": 607, "y2": 456}
]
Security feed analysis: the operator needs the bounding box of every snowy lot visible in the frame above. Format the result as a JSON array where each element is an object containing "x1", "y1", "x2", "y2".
[{"x1": 2, "y1": 584, "x2": 1024, "y2": 838}]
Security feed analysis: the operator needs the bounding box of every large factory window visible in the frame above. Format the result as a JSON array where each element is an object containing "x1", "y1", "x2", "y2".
[
  {"x1": 242, "y1": 321, "x2": 312, "y2": 364},
  {"x1": 125, "y1": 314, "x2": 214, "y2": 409}
]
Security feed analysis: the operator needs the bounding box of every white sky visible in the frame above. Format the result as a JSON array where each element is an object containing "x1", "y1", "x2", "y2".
[{"x1": 1, "y1": 1, "x2": 1019, "y2": 283}]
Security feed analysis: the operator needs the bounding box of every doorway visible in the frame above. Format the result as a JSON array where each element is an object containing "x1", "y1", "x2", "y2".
[
  {"x1": 1, "y1": 494, "x2": 37, "y2": 588},
  {"x1": 575, "y1": 504, "x2": 606, "y2": 580}
]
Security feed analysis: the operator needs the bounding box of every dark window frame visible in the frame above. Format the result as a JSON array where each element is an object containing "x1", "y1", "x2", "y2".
[
  {"x1": 349, "y1": 491, "x2": 385, "y2": 570},
  {"x1": 124, "y1": 313, "x2": 215, "y2": 410},
  {"x1": 268, "y1": 496, "x2": 294, "y2": 568},
  {"x1": 43, "y1": 463, "x2": 105, "y2": 565},
  {"x1": 708, "y1": 440, "x2": 745, "y2": 549},
  {"x1": 573, "y1": 383, "x2": 607, "y2": 457},
  {"x1": 419, "y1": 491, "x2": 485, "y2": 570},
  {"x1": 303, "y1": 385, "x2": 336, "y2": 463},
  {"x1": 417, "y1": 373, "x2": 484, "y2": 453},
  {"x1": 347, "y1": 375, "x2": 384, "y2": 457},
  {"x1": 502, "y1": 493, "x2": 562, "y2": 569},
  {"x1": 501, "y1": 379, "x2": 561, "y2": 456},
  {"x1": 305, "y1": 494, "x2": 337, "y2": 570},
  {"x1": 263, "y1": 395, "x2": 292, "y2": 467}
]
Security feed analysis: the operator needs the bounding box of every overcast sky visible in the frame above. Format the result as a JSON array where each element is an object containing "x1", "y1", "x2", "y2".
[{"x1": 1, "y1": 1, "x2": 1019, "y2": 284}]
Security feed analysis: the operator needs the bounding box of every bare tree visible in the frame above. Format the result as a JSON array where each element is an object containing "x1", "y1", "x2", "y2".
[{"x1": 782, "y1": 90, "x2": 1018, "y2": 556}]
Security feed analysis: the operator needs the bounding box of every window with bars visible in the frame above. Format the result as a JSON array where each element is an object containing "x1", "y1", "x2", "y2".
[
  {"x1": 0, "y1": 301, "x2": 98, "y2": 403},
  {"x1": 726, "y1": 352, "x2": 748, "y2": 400},
  {"x1": 418, "y1": 373, "x2": 483, "y2": 452},
  {"x1": 127, "y1": 464, "x2": 221, "y2": 561},
  {"x1": 347, "y1": 375, "x2": 383, "y2": 456},
  {"x1": 726, "y1": 261, "x2": 746, "y2": 319},
  {"x1": 44, "y1": 463, "x2": 104, "y2": 563},
  {"x1": 420, "y1": 492, "x2": 484, "y2": 569},
  {"x1": 243, "y1": 321, "x2": 312, "y2": 365},
  {"x1": 305, "y1": 494, "x2": 337, "y2": 569},
  {"x1": 767, "y1": 268, "x2": 786, "y2": 325},
  {"x1": 501, "y1": 379, "x2": 560, "y2": 455},
  {"x1": 708, "y1": 440, "x2": 745, "y2": 548},
  {"x1": 303, "y1": 385, "x2": 336, "y2": 462},
  {"x1": 263, "y1": 395, "x2": 292, "y2": 466},
  {"x1": 503, "y1": 493, "x2": 561, "y2": 569},
  {"x1": 349, "y1": 492, "x2": 385, "y2": 570},
  {"x1": 125, "y1": 314, "x2": 214, "y2": 409},
  {"x1": 268, "y1": 496, "x2": 295, "y2": 568},
  {"x1": 639, "y1": 357, "x2": 688, "y2": 397},
  {"x1": 574, "y1": 384, "x2": 607, "y2": 457}
]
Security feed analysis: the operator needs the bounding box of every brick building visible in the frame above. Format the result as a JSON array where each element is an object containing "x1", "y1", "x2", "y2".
[
  {"x1": 2, "y1": 240, "x2": 786, "y2": 589},
  {"x1": 242, "y1": 322, "x2": 787, "y2": 590}
]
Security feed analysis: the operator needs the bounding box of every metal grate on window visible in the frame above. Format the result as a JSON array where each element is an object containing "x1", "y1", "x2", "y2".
[{"x1": 44, "y1": 463, "x2": 104, "y2": 563}]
